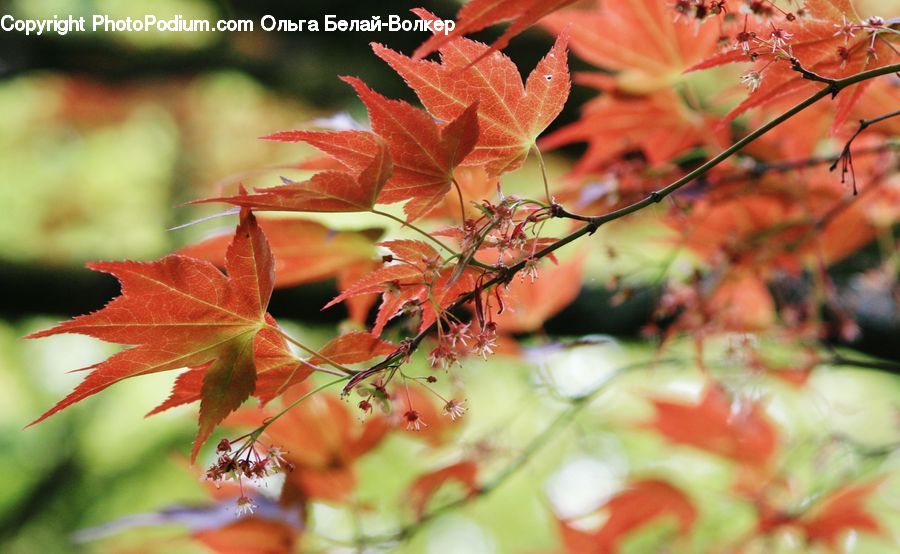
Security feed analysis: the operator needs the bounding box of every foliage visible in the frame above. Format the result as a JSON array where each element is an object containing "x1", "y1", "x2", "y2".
[{"x1": 22, "y1": 0, "x2": 900, "y2": 552}]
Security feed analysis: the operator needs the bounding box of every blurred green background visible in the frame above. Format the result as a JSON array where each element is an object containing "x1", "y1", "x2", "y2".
[{"x1": 2, "y1": 1, "x2": 900, "y2": 553}]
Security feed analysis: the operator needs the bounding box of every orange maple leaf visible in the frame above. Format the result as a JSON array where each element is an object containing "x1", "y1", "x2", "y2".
[
  {"x1": 193, "y1": 517, "x2": 298, "y2": 554},
  {"x1": 413, "y1": 0, "x2": 578, "y2": 61},
  {"x1": 374, "y1": 10, "x2": 570, "y2": 175},
  {"x1": 259, "y1": 390, "x2": 390, "y2": 504},
  {"x1": 203, "y1": 132, "x2": 392, "y2": 213},
  {"x1": 408, "y1": 460, "x2": 479, "y2": 517},
  {"x1": 646, "y1": 384, "x2": 778, "y2": 467},
  {"x1": 559, "y1": 479, "x2": 697, "y2": 553},
  {"x1": 28, "y1": 210, "x2": 278, "y2": 460},
  {"x1": 543, "y1": 0, "x2": 721, "y2": 92},
  {"x1": 800, "y1": 478, "x2": 884, "y2": 547}
]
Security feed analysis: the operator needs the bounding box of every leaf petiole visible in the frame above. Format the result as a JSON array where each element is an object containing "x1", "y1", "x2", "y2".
[{"x1": 266, "y1": 325, "x2": 358, "y2": 375}]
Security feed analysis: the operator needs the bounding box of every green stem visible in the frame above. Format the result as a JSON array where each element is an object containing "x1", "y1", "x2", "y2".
[
  {"x1": 252, "y1": 376, "x2": 350, "y2": 437},
  {"x1": 828, "y1": 354, "x2": 900, "y2": 374},
  {"x1": 266, "y1": 325, "x2": 356, "y2": 375},
  {"x1": 533, "y1": 145, "x2": 552, "y2": 203},
  {"x1": 370, "y1": 208, "x2": 497, "y2": 271},
  {"x1": 450, "y1": 178, "x2": 468, "y2": 225},
  {"x1": 370, "y1": 208, "x2": 458, "y2": 254}
]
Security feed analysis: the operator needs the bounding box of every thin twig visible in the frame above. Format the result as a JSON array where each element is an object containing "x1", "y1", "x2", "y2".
[
  {"x1": 370, "y1": 208, "x2": 459, "y2": 255},
  {"x1": 251, "y1": 376, "x2": 350, "y2": 438},
  {"x1": 555, "y1": 63, "x2": 900, "y2": 226},
  {"x1": 789, "y1": 57, "x2": 839, "y2": 93},
  {"x1": 827, "y1": 354, "x2": 900, "y2": 374},
  {"x1": 533, "y1": 145, "x2": 553, "y2": 204},
  {"x1": 717, "y1": 142, "x2": 897, "y2": 184},
  {"x1": 371, "y1": 208, "x2": 497, "y2": 271},
  {"x1": 266, "y1": 324, "x2": 357, "y2": 375},
  {"x1": 829, "y1": 109, "x2": 900, "y2": 194}
]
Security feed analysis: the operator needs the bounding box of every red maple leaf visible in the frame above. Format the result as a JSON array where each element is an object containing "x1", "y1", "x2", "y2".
[
  {"x1": 542, "y1": 0, "x2": 721, "y2": 92},
  {"x1": 264, "y1": 86, "x2": 479, "y2": 221},
  {"x1": 28, "y1": 209, "x2": 278, "y2": 460},
  {"x1": 180, "y1": 217, "x2": 383, "y2": 325},
  {"x1": 193, "y1": 517, "x2": 298, "y2": 554},
  {"x1": 180, "y1": 217, "x2": 382, "y2": 289},
  {"x1": 335, "y1": 259, "x2": 382, "y2": 326},
  {"x1": 146, "y1": 323, "x2": 308, "y2": 414},
  {"x1": 558, "y1": 479, "x2": 697, "y2": 553},
  {"x1": 706, "y1": 272, "x2": 777, "y2": 333},
  {"x1": 374, "y1": 10, "x2": 570, "y2": 175},
  {"x1": 756, "y1": 477, "x2": 885, "y2": 547},
  {"x1": 408, "y1": 460, "x2": 479, "y2": 517},
  {"x1": 671, "y1": 155, "x2": 896, "y2": 275},
  {"x1": 202, "y1": 132, "x2": 392, "y2": 213},
  {"x1": 646, "y1": 384, "x2": 778, "y2": 467},
  {"x1": 306, "y1": 332, "x2": 396, "y2": 367},
  {"x1": 146, "y1": 326, "x2": 395, "y2": 415},
  {"x1": 413, "y1": 0, "x2": 578, "y2": 61},
  {"x1": 540, "y1": 89, "x2": 712, "y2": 175},
  {"x1": 342, "y1": 76, "x2": 479, "y2": 220},
  {"x1": 257, "y1": 390, "x2": 390, "y2": 504},
  {"x1": 799, "y1": 478, "x2": 884, "y2": 547},
  {"x1": 324, "y1": 239, "x2": 479, "y2": 335},
  {"x1": 421, "y1": 166, "x2": 500, "y2": 222}
]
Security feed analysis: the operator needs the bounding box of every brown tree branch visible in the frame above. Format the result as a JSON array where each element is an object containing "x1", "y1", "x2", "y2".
[{"x1": 344, "y1": 62, "x2": 900, "y2": 395}]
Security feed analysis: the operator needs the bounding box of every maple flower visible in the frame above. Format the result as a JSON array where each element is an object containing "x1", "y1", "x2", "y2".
[
  {"x1": 442, "y1": 399, "x2": 467, "y2": 422},
  {"x1": 446, "y1": 322, "x2": 472, "y2": 348},
  {"x1": 237, "y1": 458, "x2": 254, "y2": 478},
  {"x1": 768, "y1": 26, "x2": 793, "y2": 52},
  {"x1": 265, "y1": 446, "x2": 288, "y2": 470},
  {"x1": 735, "y1": 33, "x2": 752, "y2": 53},
  {"x1": 836, "y1": 46, "x2": 851, "y2": 68},
  {"x1": 473, "y1": 322, "x2": 498, "y2": 359},
  {"x1": 205, "y1": 464, "x2": 225, "y2": 485},
  {"x1": 733, "y1": 16, "x2": 756, "y2": 53},
  {"x1": 235, "y1": 496, "x2": 257, "y2": 517},
  {"x1": 403, "y1": 409, "x2": 426, "y2": 431},
  {"x1": 250, "y1": 459, "x2": 269, "y2": 479},
  {"x1": 522, "y1": 257, "x2": 540, "y2": 282},
  {"x1": 832, "y1": 16, "x2": 856, "y2": 43},
  {"x1": 429, "y1": 344, "x2": 459, "y2": 370},
  {"x1": 672, "y1": 0, "x2": 712, "y2": 22},
  {"x1": 422, "y1": 254, "x2": 444, "y2": 282},
  {"x1": 218, "y1": 453, "x2": 238, "y2": 475},
  {"x1": 358, "y1": 398, "x2": 373, "y2": 414},
  {"x1": 740, "y1": 70, "x2": 763, "y2": 92},
  {"x1": 507, "y1": 224, "x2": 528, "y2": 250},
  {"x1": 708, "y1": 1, "x2": 727, "y2": 15}
]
